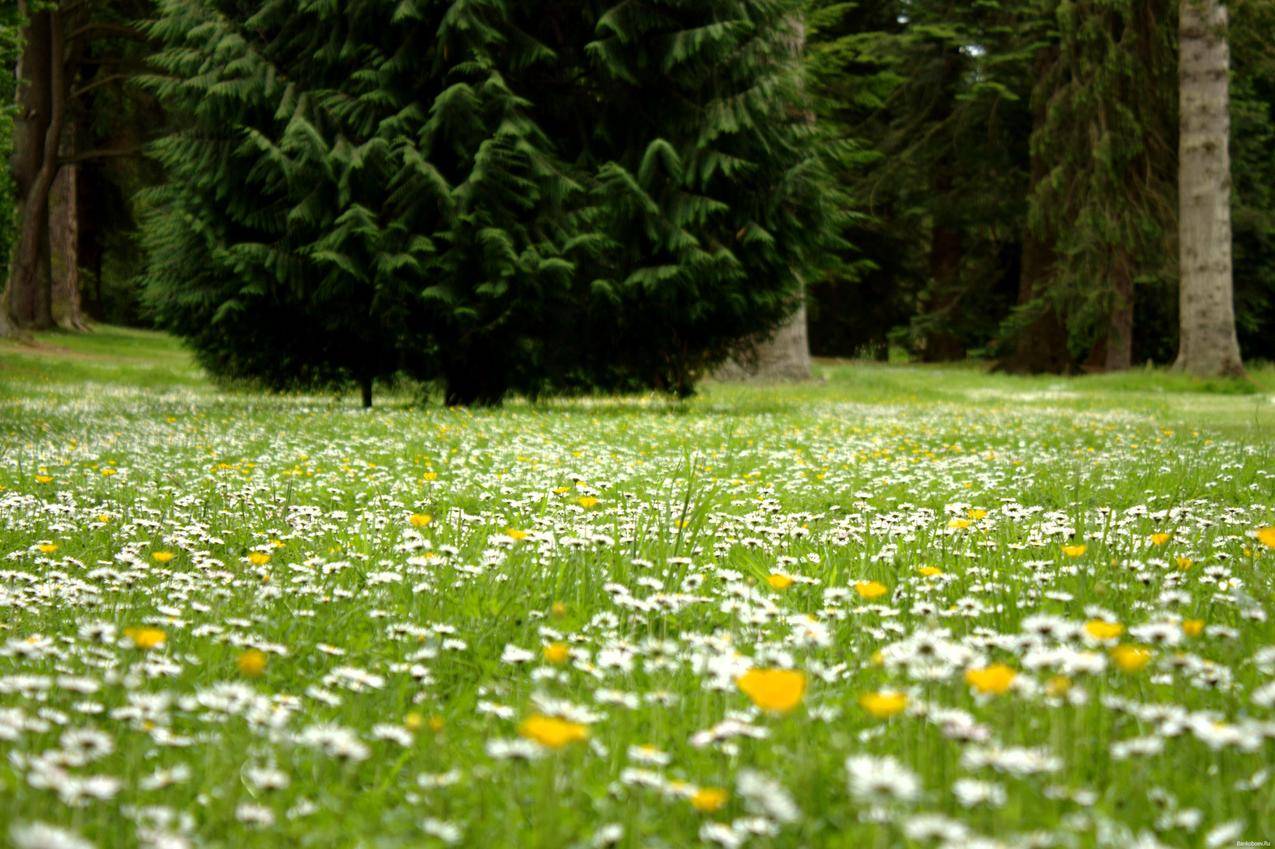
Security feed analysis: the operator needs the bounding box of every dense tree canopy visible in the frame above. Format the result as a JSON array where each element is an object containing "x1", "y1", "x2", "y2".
[{"x1": 140, "y1": 0, "x2": 840, "y2": 404}]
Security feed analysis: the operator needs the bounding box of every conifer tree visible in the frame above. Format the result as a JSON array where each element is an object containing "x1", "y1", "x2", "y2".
[
  {"x1": 140, "y1": 0, "x2": 836, "y2": 404},
  {"x1": 1007, "y1": 0, "x2": 1177, "y2": 372}
]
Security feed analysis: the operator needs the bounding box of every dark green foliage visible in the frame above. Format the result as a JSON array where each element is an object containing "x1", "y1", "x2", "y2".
[
  {"x1": 1230, "y1": 0, "x2": 1275, "y2": 362},
  {"x1": 141, "y1": 0, "x2": 837, "y2": 404},
  {"x1": 0, "y1": 10, "x2": 19, "y2": 271},
  {"x1": 1015, "y1": 0, "x2": 1177, "y2": 369},
  {"x1": 804, "y1": 0, "x2": 1037, "y2": 361}
]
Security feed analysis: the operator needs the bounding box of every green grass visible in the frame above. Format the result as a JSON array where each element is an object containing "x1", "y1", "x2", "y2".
[{"x1": 0, "y1": 326, "x2": 1272, "y2": 849}]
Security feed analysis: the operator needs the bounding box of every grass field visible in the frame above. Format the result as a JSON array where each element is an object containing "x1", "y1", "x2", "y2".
[{"x1": 1, "y1": 326, "x2": 1273, "y2": 849}]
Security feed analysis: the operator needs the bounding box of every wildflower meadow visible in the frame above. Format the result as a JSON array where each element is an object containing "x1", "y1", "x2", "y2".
[{"x1": 1, "y1": 329, "x2": 1273, "y2": 849}]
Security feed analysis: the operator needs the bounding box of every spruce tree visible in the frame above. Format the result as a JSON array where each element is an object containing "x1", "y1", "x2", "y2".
[
  {"x1": 1022, "y1": 0, "x2": 1176, "y2": 372},
  {"x1": 141, "y1": 0, "x2": 836, "y2": 404}
]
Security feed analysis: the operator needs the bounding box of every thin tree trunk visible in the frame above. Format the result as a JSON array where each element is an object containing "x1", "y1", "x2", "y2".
[
  {"x1": 1175, "y1": 0, "x2": 1244, "y2": 376},
  {"x1": 919, "y1": 52, "x2": 966, "y2": 364},
  {"x1": 360, "y1": 376, "x2": 373, "y2": 409},
  {"x1": 1104, "y1": 254, "x2": 1134, "y2": 371},
  {"x1": 50, "y1": 159, "x2": 88, "y2": 330},
  {"x1": 922, "y1": 216, "x2": 964, "y2": 362},
  {"x1": 1005, "y1": 45, "x2": 1070, "y2": 374}
]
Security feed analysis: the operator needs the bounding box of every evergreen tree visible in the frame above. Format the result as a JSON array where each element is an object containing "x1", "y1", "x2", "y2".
[
  {"x1": 141, "y1": 0, "x2": 835, "y2": 404},
  {"x1": 1003, "y1": 0, "x2": 1177, "y2": 372},
  {"x1": 803, "y1": 0, "x2": 1035, "y2": 361},
  {"x1": 1228, "y1": 0, "x2": 1275, "y2": 362}
]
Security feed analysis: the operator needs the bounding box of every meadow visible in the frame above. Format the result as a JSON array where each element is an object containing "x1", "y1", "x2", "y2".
[{"x1": 1, "y1": 327, "x2": 1273, "y2": 849}]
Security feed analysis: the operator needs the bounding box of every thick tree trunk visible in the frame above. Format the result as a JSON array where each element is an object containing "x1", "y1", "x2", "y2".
[
  {"x1": 2, "y1": 4, "x2": 66, "y2": 336},
  {"x1": 715, "y1": 295, "x2": 812, "y2": 382},
  {"x1": 360, "y1": 376, "x2": 373, "y2": 409},
  {"x1": 1175, "y1": 0, "x2": 1244, "y2": 377}
]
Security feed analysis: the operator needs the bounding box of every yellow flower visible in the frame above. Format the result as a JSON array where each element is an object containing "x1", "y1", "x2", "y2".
[
  {"x1": 576, "y1": 496, "x2": 600, "y2": 509},
  {"x1": 506, "y1": 528, "x2": 528, "y2": 541},
  {"x1": 247, "y1": 551, "x2": 271, "y2": 566},
  {"x1": 1111, "y1": 645, "x2": 1153, "y2": 672},
  {"x1": 428, "y1": 715, "x2": 445, "y2": 733},
  {"x1": 97, "y1": 514, "x2": 111, "y2": 524},
  {"x1": 965, "y1": 663, "x2": 1017, "y2": 695},
  {"x1": 968, "y1": 508, "x2": 988, "y2": 520},
  {"x1": 1046, "y1": 675, "x2": 1072, "y2": 697},
  {"x1": 947, "y1": 518, "x2": 971, "y2": 530},
  {"x1": 737, "y1": 668, "x2": 807, "y2": 713},
  {"x1": 553, "y1": 486, "x2": 571, "y2": 495},
  {"x1": 543, "y1": 642, "x2": 570, "y2": 665},
  {"x1": 690, "y1": 787, "x2": 729, "y2": 813},
  {"x1": 37, "y1": 543, "x2": 59, "y2": 554},
  {"x1": 767, "y1": 573, "x2": 795, "y2": 591},
  {"x1": 918, "y1": 566, "x2": 943, "y2": 578},
  {"x1": 1061, "y1": 544, "x2": 1087, "y2": 558},
  {"x1": 1176, "y1": 556, "x2": 1193, "y2": 571},
  {"x1": 237, "y1": 649, "x2": 267, "y2": 677},
  {"x1": 101, "y1": 467, "x2": 117, "y2": 477},
  {"x1": 518, "y1": 714, "x2": 589, "y2": 748},
  {"x1": 1181, "y1": 619, "x2": 1205, "y2": 637},
  {"x1": 125, "y1": 627, "x2": 167, "y2": 650},
  {"x1": 1256, "y1": 527, "x2": 1275, "y2": 548},
  {"x1": 859, "y1": 690, "x2": 908, "y2": 719},
  {"x1": 854, "y1": 580, "x2": 888, "y2": 600},
  {"x1": 151, "y1": 551, "x2": 176, "y2": 564},
  {"x1": 409, "y1": 513, "x2": 433, "y2": 528},
  {"x1": 422, "y1": 471, "x2": 438, "y2": 481},
  {"x1": 1084, "y1": 620, "x2": 1124, "y2": 641},
  {"x1": 551, "y1": 601, "x2": 567, "y2": 618},
  {"x1": 1149, "y1": 532, "x2": 1172, "y2": 546},
  {"x1": 34, "y1": 475, "x2": 53, "y2": 484}
]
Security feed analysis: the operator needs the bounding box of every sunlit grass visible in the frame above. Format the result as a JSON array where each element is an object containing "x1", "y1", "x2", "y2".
[{"x1": 0, "y1": 327, "x2": 1271, "y2": 849}]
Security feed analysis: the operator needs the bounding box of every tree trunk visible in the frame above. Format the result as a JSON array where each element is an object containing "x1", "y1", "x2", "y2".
[
  {"x1": 1104, "y1": 253, "x2": 1134, "y2": 371},
  {"x1": 2, "y1": 4, "x2": 66, "y2": 336},
  {"x1": 715, "y1": 295, "x2": 812, "y2": 382},
  {"x1": 50, "y1": 158, "x2": 88, "y2": 330},
  {"x1": 1005, "y1": 44, "x2": 1070, "y2": 374},
  {"x1": 1175, "y1": 0, "x2": 1244, "y2": 377},
  {"x1": 360, "y1": 376, "x2": 373, "y2": 409},
  {"x1": 922, "y1": 218, "x2": 964, "y2": 362},
  {"x1": 919, "y1": 52, "x2": 966, "y2": 364}
]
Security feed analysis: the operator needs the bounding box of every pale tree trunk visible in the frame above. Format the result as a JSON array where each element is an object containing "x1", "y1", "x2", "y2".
[
  {"x1": 1175, "y1": 0, "x2": 1244, "y2": 377},
  {"x1": 716, "y1": 297, "x2": 812, "y2": 382}
]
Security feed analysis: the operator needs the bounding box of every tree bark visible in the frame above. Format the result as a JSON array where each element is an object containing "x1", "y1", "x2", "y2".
[
  {"x1": 715, "y1": 295, "x2": 813, "y2": 382},
  {"x1": 1104, "y1": 253, "x2": 1134, "y2": 371},
  {"x1": 50, "y1": 156, "x2": 88, "y2": 330},
  {"x1": 922, "y1": 216, "x2": 964, "y2": 362},
  {"x1": 1175, "y1": 0, "x2": 1244, "y2": 377},
  {"x1": 1005, "y1": 44, "x2": 1070, "y2": 374},
  {"x1": 360, "y1": 376, "x2": 373, "y2": 409},
  {"x1": 2, "y1": 3, "x2": 67, "y2": 336}
]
